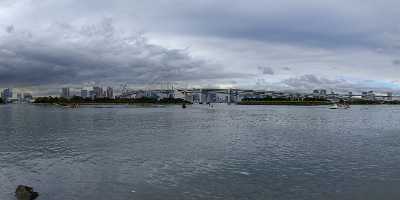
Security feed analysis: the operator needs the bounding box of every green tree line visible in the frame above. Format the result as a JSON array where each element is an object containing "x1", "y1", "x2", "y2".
[{"x1": 34, "y1": 96, "x2": 191, "y2": 105}]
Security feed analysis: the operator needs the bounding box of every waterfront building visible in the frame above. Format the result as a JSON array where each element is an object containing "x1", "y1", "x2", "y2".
[
  {"x1": 147, "y1": 90, "x2": 161, "y2": 99},
  {"x1": 387, "y1": 92, "x2": 393, "y2": 101},
  {"x1": 206, "y1": 92, "x2": 217, "y2": 103},
  {"x1": 17, "y1": 93, "x2": 23, "y2": 103},
  {"x1": 184, "y1": 93, "x2": 193, "y2": 103},
  {"x1": 201, "y1": 91, "x2": 208, "y2": 104},
  {"x1": 93, "y1": 87, "x2": 103, "y2": 98},
  {"x1": 361, "y1": 91, "x2": 376, "y2": 101},
  {"x1": 312, "y1": 89, "x2": 327, "y2": 99},
  {"x1": 1, "y1": 88, "x2": 13, "y2": 102},
  {"x1": 192, "y1": 93, "x2": 200, "y2": 103},
  {"x1": 81, "y1": 89, "x2": 88, "y2": 98},
  {"x1": 326, "y1": 91, "x2": 340, "y2": 101},
  {"x1": 216, "y1": 93, "x2": 228, "y2": 103},
  {"x1": 238, "y1": 92, "x2": 255, "y2": 102},
  {"x1": 228, "y1": 89, "x2": 239, "y2": 103},
  {"x1": 106, "y1": 87, "x2": 114, "y2": 99},
  {"x1": 61, "y1": 88, "x2": 70, "y2": 98},
  {"x1": 367, "y1": 91, "x2": 375, "y2": 100},
  {"x1": 312, "y1": 90, "x2": 320, "y2": 98},
  {"x1": 89, "y1": 90, "x2": 96, "y2": 99},
  {"x1": 135, "y1": 91, "x2": 145, "y2": 99}
]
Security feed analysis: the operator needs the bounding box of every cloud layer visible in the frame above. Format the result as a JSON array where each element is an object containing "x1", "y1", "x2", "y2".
[
  {"x1": 1, "y1": 0, "x2": 400, "y2": 94},
  {"x1": 0, "y1": 19, "x2": 243, "y2": 88}
]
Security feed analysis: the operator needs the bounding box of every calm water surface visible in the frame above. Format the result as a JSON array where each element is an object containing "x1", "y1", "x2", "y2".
[{"x1": 1, "y1": 104, "x2": 400, "y2": 200}]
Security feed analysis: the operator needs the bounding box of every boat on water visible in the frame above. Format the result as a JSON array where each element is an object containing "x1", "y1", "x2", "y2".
[
  {"x1": 329, "y1": 103, "x2": 350, "y2": 109},
  {"x1": 63, "y1": 103, "x2": 80, "y2": 108},
  {"x1": 329, "y1": 104, "x2": 339, "y2": 109}
]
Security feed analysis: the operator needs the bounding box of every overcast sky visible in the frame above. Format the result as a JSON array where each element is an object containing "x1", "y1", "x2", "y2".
[{"x1": 1, "y1": 0, "x2": 400, "y2": 95}]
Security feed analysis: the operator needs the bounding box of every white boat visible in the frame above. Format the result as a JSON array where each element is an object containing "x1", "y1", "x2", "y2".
[
  {"x1": 329, "y1": 104, "x2": 339, "y2": 109},
  {"x1": 329, "y1": 103, "x2": 350, "y2": 109}
]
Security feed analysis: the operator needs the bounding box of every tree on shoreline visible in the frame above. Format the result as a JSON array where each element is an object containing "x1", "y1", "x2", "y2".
[{"x1": 34, "y1": 96, "x2": 191, "y2": 105}]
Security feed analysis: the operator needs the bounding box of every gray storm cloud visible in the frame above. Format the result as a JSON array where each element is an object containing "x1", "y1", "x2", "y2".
[
  {"x1": 258, "y1": 66, "x2": 275, "y2": 75},
  {"x1": 0, "y1": 19, "x2": 243, "y2": 87},
  {"x1": 281, "y1": 74, "x2": 399, "y2": 93}
]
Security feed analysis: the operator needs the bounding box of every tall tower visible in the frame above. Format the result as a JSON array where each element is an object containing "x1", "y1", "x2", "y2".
[
  {"x1": 93, "y1": 87, "x2": 103, "y2": 98},
  {"x1": 106, "y1": 87, "x2": 114, "y2": 99},
  {"x1": 61, "y1": 88, "x2": 70, "y2": 98},
  {"x1": 1, "y1": 88, "x2": 13, "y2": 102}
]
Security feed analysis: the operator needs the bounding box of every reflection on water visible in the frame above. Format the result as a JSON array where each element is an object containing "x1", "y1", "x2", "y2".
[{"x1": 1, "y1": 104, "x2": 400, "y2": 200}]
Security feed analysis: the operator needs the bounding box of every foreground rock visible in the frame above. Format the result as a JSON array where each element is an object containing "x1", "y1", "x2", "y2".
[{"x1": 15, "y1": 185, "x2": 39, "y2": 200}]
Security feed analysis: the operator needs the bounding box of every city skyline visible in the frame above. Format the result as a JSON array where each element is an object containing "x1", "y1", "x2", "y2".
[
  {"x1": 2, "y1": 84, "x2": 400, "y2": 98},
  {"x1": 2, "y1": 85, "x2": 398, "y2": 103}
]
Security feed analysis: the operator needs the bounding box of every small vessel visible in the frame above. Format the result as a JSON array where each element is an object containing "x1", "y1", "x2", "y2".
[
  {"x1": 182, "y1": 103, "x2": 186, "y2": 109},
  {"x1": 329, "y1": 104, "x2": 339, "y2": 109},
  {"x1": 329, "y1": 103, "x2": 350, "y2": 109},
  {"x1": 63, "y1": 103, "x2": 80, "y2": 108}
]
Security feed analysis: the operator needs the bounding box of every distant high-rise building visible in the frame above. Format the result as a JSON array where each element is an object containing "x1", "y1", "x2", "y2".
[
  {"x1": 17, "y1": 93, "x2": 23, "y2": 103},
  {"x1": 368, "y1": 91, "x2": 376, "y2": 100},
  {"x1": 1, "y1": 88, "x2": 13, "y2": 102},
  {"x1": 387, "y1": 92, "x2": 393, "y2": 101},
  {"x1": 106, "y1": 87, "x2": 114, "y2": 99},
  {"x1": 81, "y1": 89, "x2": 88, "y2": 98},
  {"x1": 61, "y1": 88, "x2": 70, "y2": 98},
  {"x1": 89, "y1": 90, "x2": 96, "y2": 99},
  {"x1": 200, "y1": 90, "x2": 207, "y2": 104},
  {"x1": 93, "y1": 87, "x2": 103, "y2": 98}
]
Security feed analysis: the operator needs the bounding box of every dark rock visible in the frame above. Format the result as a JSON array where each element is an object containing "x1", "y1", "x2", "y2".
[{"x1": 15, "y1": 185, "x2": 39, "y2": 200}]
